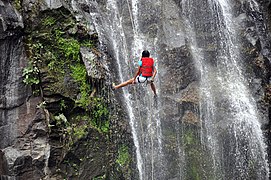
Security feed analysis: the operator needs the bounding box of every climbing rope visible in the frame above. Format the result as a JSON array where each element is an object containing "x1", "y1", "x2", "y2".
[
  {"x1": 125, "y1": 0, "x2": 146, "y2": 160},
  {"x1": 126, "y1": 0, "x2": 136, "y2": 35}
]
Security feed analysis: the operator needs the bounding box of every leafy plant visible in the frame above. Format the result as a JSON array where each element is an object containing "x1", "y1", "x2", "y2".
[
  {"x1": 100, "y1": 120, "x2": 109, "y2": 133},
  {"x1": 55, "y1": 30, "x2": 80, "y2": 61},
  {"x1": 73, "y1": 125, "x2": 88, "y2": 139},
  {"x1": 22, "y1": 64, "x2": 40, "y2": 85},
  {"x1": 42, "y1": 16, "x2": 56, "y2": 26},
  {"x1": 90, "y1": 98, "x2": 109, "y2": 133},
  {"x1": 23, "y1": 40, "x2": 43, "y2": 89},
  {"x1": 54, "y1": 113, "x2": 68, "y2": 126},
  {"x1": 60, "y1": 100, "x2": 67, "y2": 111},
  {"x1": 81, "y1": 40, "x2": 93, "y2": 48}
]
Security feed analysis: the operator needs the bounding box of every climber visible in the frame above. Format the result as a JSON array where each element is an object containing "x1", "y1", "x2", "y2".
[{"x1": 113, "y1": 50, "x2": 157, "y2": 96}]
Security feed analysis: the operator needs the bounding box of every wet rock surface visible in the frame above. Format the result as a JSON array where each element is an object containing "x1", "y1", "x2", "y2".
[
  {"x1": 1, "y1": 0, "x2": 271, "y2": 179},
  {"x1": 0, "y1": 0, "x2": 134, "y2": 179},
  {"x1": 90, "y1": 0, "x2": 271, "y2": 179}
]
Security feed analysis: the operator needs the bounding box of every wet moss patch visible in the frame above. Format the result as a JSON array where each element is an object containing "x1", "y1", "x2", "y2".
[{"x1": 182, "y1": 124, "x2": 215, "y2": 180}]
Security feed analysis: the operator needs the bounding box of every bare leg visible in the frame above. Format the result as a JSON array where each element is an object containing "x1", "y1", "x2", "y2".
[
  {"x1": 150, "y1": 82, "x2": 157, "y2": 96},
  {"x1": 114, "y1": 78, "x2": 134, "y2": 89}
]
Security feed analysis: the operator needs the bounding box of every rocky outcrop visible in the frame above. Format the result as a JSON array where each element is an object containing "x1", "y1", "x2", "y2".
[
  {"x1": 0, "y1": 0, "x2": 37, "y2": 178},
  {"x1": 0, "y1": 0, "x2": 134, "y2": 179},
  {"x1": 0, "y1": 0, "x2": 26, "y2": 145},
  {"x1": 1, "y1": 0, "x2": 271, "y2": 179}
]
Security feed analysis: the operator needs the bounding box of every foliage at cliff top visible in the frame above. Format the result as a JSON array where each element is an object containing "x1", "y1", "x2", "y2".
[
  {"x1": 20, "y1": 5, "x2": 131, "y2": 179},
  {"x1": 23, "y1": 7, "x2": 93, "y2": 106},
  {"x1": 23, "y1": 7, "x2": 110, "y2": 143}
]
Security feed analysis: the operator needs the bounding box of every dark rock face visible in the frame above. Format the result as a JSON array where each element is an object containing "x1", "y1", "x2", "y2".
[
  {"x1": 0, "y1": 0, "x2": 34, "y2": 178},
  {"x1": 0, "y1": 0, "x2": 26, "y2": 147},
  {"x1": 58, "y1": 129, "x2": 109, "y2": 179},
  {"x1": 1, "y1": 0, "x2": 271, "y2": 179},
  {"x1": 0, "y1": 150, "x2": 8, "y2": 175},
  {"x1": 0, "y1": 0, "x2": 134, "y2": 179}
]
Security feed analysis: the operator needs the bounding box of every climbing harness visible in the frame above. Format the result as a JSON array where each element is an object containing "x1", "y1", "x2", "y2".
[{"x1": 136, "y1": 76, "x2": 154, "y2": 87}]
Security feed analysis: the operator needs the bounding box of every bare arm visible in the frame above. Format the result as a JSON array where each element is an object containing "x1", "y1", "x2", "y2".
[{"x1": 132, "y1": 66, "x2": 141, "y2": 83}]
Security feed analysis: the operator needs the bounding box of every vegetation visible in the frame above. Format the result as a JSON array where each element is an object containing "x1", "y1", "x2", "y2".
[
  {"x1": 22, "y1": 7, "x2": 111, "y2": 145},
  {"x1": 13, "y1": 0, "x2": 22, "y2": 11},
  {"x1": 116, "y1": 145, "x2": 131, "y2": 167},
  {"x1": 92, "y1": 174, "x2": 106, "y2": 180},
  {"x1": 90, "y1": 98, "x2": 110, "y2": 133},
  {"x1": 21, "y1": 7, "x2": 125, "y2": 179},
  {"x1": 22, "y1": 62, "x2": 40, "y2": 85},
  {"x1": 71, "y1": 63, "x2": 91, "y2": 108},
  {"x1": 23, "y1": 8, "x2": 93, "y2": 102},
  {"x1": 183, "y1": 126, "x2": 214, "y2": 180},
  {"x1": 53, "y1": 96, "x2": 110, "y2": 149},
  {"x1": 183, "y1": 130, "x2": 201, "y2": 180}
]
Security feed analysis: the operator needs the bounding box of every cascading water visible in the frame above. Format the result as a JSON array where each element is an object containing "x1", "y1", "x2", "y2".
[
  {"x1": 182, "y1": 0, "x2": 269, "y2": 179},
  {"x1": 88, "y1": 0, "x2": 270, "y2": 179},
  {"x1": 89, "y1": 0, "x2": 165, "y2": 179}
]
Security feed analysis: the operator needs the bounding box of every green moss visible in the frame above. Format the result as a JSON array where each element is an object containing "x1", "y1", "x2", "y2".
[
  {"x1": 183, "y1": 131, "x2": 201, "y2": 179},
  {"x1": 183, "y1": 126, "x2": 214, "y2": 180},
  {"x1": 90, "y1": 98, "x2": 110, "y2": 133},
  {"x1": 42, "y1": 16, "x2": 56, "y2": 27},
  {"x1": 116, "y1": 145, "x2": 131, "y2": 167},
  {"x1": 55, "y1": 29, "x2": 80, "y2": 61},
  {"x1": 184, "y1": 131, "x2": 194, "y2": 146},
  {"x1": 115, "y1": 145, "x2": 132, "y2": 178},
  {"x1": 24, "y1": 8, "x2": 94, "y2": 105},
  {"x1": 81, "y1": 40, "x2": 94, "y2": 48},
  {"x1": 71, "y1": 63, "x2": 91, "y2": 108},
  {"x1": 12, "y1": 0, "x2": 22, "y2": 11}
]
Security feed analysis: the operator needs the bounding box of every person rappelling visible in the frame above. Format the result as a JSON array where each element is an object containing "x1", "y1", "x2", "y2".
[{"x1": 113, "y1": 50, "x2": 157, "y2": 97}]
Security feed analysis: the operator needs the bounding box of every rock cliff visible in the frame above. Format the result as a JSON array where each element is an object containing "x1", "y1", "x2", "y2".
[
  {"x1": 0, "y1": 0, "x2": 135, "y2": 179},
  {"x1": 1, "y1": 0, "x2": 271, "y2": 179}
]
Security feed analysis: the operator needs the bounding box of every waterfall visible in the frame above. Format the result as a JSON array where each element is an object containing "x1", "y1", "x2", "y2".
[
  {"x1": 88, "y1": 0, "x2": 270, "y2": 179},
  {"x1": 182, "y1": 0, "x2": 269, "y2": 179},
  {"x1": 89, "y1": 0, "x2": 165, "y2": 179},
  {"x1": 96, "y1": 1, "x2": 145, "y2": 178}
]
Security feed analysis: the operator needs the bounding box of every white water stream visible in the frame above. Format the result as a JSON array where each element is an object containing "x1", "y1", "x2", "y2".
[
  {"x1": 89, "y1": 0, "x2": 165, "y2": 179},
  {"x1": 89, "y1": 0, "x2": 270, "y2": 179},
  {"x1": 182, "y1": 0, "x2": 269, "y2": 179}
]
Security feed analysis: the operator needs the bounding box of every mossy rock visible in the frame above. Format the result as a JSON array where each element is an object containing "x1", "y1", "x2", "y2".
[{"x1": 182, "y1": 124, "x2": 215, "y2": 180}]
